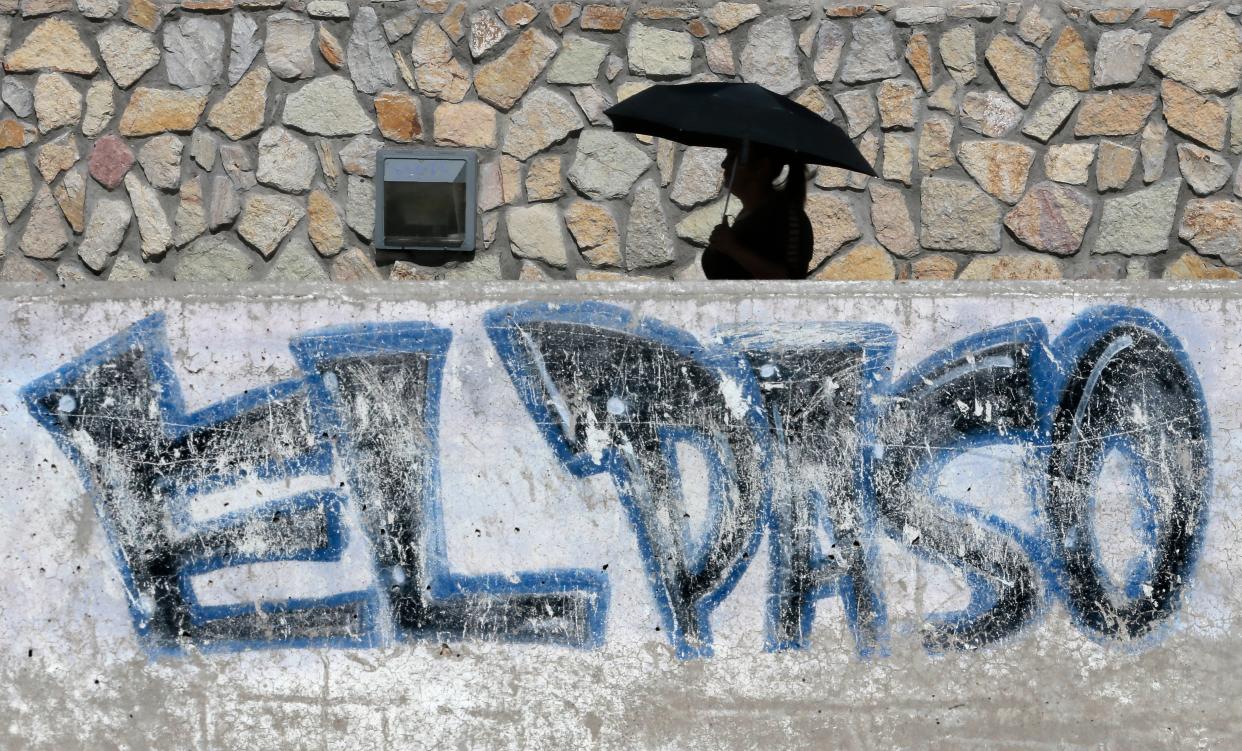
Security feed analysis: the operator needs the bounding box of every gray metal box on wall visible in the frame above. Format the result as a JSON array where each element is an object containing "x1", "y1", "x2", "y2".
[{"x1": 373, "y1": 149, "x2": 477, "y2": 252}]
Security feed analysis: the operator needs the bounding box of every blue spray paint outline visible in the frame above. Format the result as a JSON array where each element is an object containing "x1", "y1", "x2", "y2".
[
  {"x1": 155, "y1": 384, "x2": 337, "y2": 534},
  {"x1": 1053, "y1": 438, "x2": 1160, "y2": 602},
  {"x1": 872, "y1": 318, "x2": 1059, "y2": 649},
  {"x1": 716, "y1": 322, "x2": 895, "y2": 658},
  {"x1": 176, "y1": 490, "x2": 349, "y2": 577},
  {"x1": 1037, "y1": 305, "x2": 1213, "y2": 648},
  {"x1": 659, "y1": 427, "x2": 733, "y2": 575},
  {"x1": 21, "y1": 314, "x2": 379, "y2": 655},
  {"x1": 177, "y1": 592, "x2": 382, "y2": 654},
  {"x1": 21, "y1": 306, "x2": 1213, "y2": 657},
  {"x1": 485, "y1": 302, "x2": 773, "y2": 658},
  {"x1": 290, "y1": 321, "x2": 610, "y2": 649}
]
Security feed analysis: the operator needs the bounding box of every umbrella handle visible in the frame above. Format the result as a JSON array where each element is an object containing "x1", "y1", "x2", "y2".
[{"x1": 722, "y1": 139, "x2": 748, "y2": 228}]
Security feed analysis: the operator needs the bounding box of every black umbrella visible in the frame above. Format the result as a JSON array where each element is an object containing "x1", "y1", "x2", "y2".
[{"x1": 603, "y1": 81, "x2": 876, "y2": 176}]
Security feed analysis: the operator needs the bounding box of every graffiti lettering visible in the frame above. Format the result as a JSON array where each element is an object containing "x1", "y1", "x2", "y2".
[
  {"x1": 24, "y1": 316, "x2": 606, "y2": 653},
  {"x1": 486, "y1": 304, "x2": 771, "y2": 658},
  {"x1": 22, "y1": 306, "x2": 1211, "y2": 658},
  {"x1": 1044, "y1": 310, "x2": 1211, "y2": 639},
  {"x1": 718, "y1": 323, "x2": 890, "y2": 657},
  {"x1": 291, "y1": 323, "x2": 606, "y2": 647}
]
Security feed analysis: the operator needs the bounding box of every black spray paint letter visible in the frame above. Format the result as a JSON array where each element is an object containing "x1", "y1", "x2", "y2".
[
  {"x1": 487, "y1": 303, "x2": 772, "y2": 658},
  {"x1": 1044, "y1": 309, "x2": 1211, "y2": 640}
]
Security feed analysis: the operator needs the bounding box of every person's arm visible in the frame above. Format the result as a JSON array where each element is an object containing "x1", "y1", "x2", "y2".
[{"x1": 706, "y1": 223, "x2": 789, "y2": 280}]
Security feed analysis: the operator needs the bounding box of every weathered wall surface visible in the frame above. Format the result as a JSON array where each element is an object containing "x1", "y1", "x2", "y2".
[
  {"x1": 1, "y1": 1, "x2": 1242, "y2": 283},
  {"x1": 1, "y1": 280, "x2": 1240, "y2": 748}
]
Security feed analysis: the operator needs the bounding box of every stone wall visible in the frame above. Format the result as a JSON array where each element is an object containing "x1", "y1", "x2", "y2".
[{"x1": 0, "y1": 0, "x2": 1239, "y2": 282}]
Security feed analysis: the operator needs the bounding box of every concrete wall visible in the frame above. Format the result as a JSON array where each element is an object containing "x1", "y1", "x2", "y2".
[
  {"x1": 1, "y1": 280, "x2": 1239, "y2": 748},
  {"x1": 1, "y1": 1, "x2": 1242, "y2": 284}
]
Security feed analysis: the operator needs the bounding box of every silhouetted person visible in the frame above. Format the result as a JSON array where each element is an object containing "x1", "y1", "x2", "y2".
[{"x1": 701, "y1": 145, "x2": 813, "y2": 280}]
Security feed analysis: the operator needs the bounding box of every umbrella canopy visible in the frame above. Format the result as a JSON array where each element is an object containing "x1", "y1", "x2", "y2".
[{"x1": 604, "y1": 81, "x2": 876, "y2": 176}]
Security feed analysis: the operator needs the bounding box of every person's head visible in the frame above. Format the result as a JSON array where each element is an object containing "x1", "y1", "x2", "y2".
[{"x1": 721, "y1": 145, "x2": 807, "y2": 207}]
